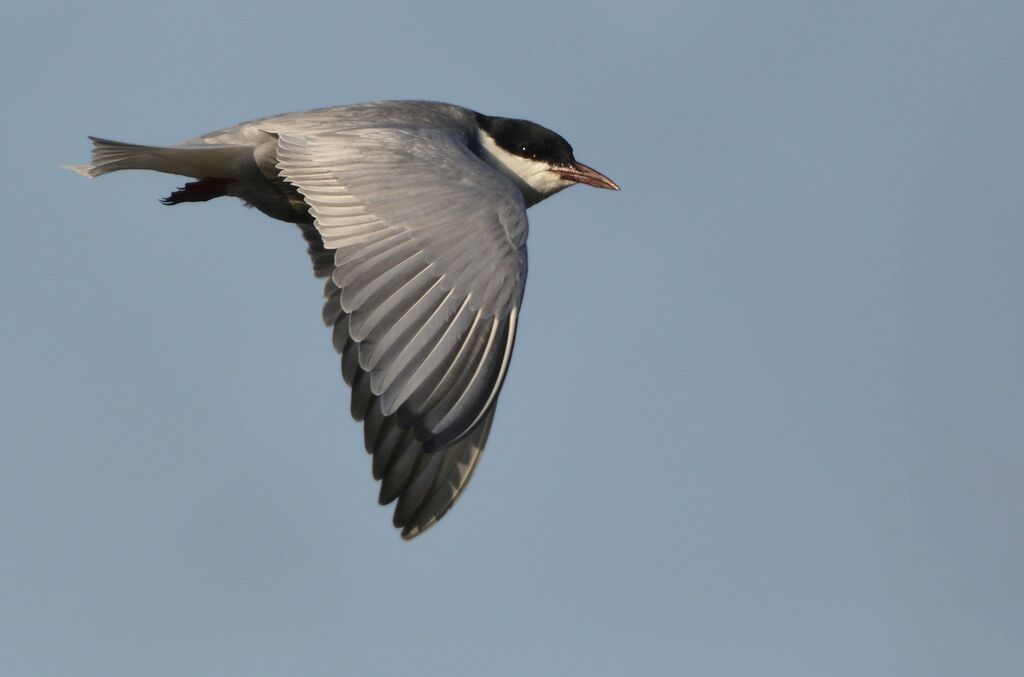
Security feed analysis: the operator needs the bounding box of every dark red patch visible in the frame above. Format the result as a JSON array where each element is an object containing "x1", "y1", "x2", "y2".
[{"x1": 160, "y1": 178, "x2": 234, "y2": 205}]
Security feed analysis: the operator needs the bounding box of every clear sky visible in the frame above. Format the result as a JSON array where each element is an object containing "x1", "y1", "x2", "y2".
[{"x1": 2, "y1": 1, "x2": 1022, "y2": 675}]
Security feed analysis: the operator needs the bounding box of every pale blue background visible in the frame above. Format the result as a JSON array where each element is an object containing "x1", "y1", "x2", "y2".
[{"x1": 2, "y1": 2, "x2": 1022, "y2": 675}]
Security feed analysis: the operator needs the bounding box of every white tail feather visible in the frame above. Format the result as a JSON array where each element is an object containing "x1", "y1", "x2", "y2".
[{"x1": 64, "y1": 137, "x2": 252, "y2": 179}]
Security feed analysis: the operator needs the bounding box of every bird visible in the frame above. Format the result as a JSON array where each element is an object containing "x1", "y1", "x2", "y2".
[{"x1": 67, "y1": 100, "x2": 618, "y2": 539}]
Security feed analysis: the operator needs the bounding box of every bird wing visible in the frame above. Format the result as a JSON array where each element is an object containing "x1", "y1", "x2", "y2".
[{"x1": 274, "y1": 126, "x2": 528, "y2": 537}]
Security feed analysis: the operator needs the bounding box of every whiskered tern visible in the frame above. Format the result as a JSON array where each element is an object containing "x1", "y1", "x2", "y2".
[{"x1": 68, "y1": 100, "x2": 618, "y2": 539}]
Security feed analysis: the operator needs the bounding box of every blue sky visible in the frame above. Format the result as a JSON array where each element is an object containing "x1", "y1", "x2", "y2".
[{"x1": 2, "y1": 2, "x2": 1022, "y2": 675}]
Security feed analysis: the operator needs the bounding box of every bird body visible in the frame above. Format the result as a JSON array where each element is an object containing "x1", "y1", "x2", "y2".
[{"x1": 69, "y1": 100, "x2": 617, "y2": 538}]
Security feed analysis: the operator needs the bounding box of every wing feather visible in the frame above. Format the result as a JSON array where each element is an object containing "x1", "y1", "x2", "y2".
[
  {"x1": 273, "y1": 116, "x2": 527, "y2": 537},
  {"x1": 360, "y1": 277, "x2": 449, "y2": 375},
  {"x1": 348, "y1": 266, "x2": 437, "y2": 342}
]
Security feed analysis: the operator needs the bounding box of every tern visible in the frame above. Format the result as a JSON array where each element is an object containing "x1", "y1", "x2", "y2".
[{"x1": 68, "y1": 100, "x2": 618, "y2": 539}]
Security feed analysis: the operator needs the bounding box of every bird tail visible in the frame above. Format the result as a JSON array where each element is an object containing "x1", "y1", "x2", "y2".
[{"x1": 63, "y1": 137, "x2": 250, "y2": 179}]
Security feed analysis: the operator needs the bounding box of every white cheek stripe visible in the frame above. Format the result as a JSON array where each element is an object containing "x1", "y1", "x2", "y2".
[{"x1": 476, "y1": 131, "x2": 572, "y2": 205}]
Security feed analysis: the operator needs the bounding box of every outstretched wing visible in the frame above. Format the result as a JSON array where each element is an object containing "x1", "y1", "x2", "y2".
[{"x1": 277, "y1": 125, "x2": 528, "y2": 537}]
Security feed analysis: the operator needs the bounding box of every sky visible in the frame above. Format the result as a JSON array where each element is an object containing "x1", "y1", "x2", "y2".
[{"x1": 2, "y1": 1, "x2": 1022, "y2": 675}]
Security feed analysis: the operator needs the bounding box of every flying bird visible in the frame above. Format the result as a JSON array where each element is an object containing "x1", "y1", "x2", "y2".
[{"x1": 68, "y1": 100, "x2": 618, "y2": 538}]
